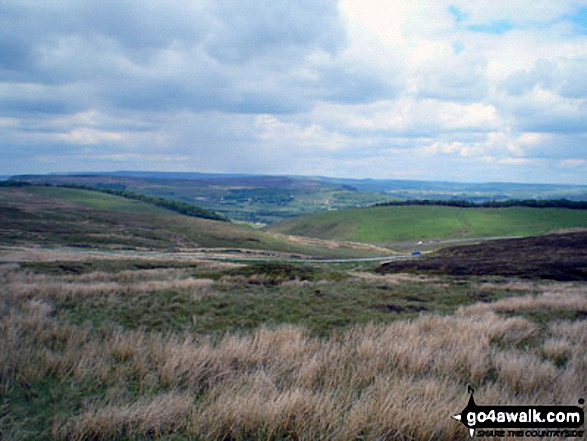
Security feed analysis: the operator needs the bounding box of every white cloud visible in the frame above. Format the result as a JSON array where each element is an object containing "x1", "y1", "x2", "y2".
[
  {"x1": 0, "y1": 0, "x2": 586, "y2": 184},
  {"x1": 56, "y1": 128, "x2": 126, "y2": 145},
  {"x1": 559, "y1": 158, "x2": 586, "y2": 168},
  {"x1": 255, "y1": 114, "x2": 351, "y2": 152}
]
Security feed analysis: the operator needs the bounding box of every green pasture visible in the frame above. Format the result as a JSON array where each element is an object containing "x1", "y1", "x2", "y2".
[
  {"x1": 0, "y1": 186, "x2": 388, "y2": 258},
  {"x1": 268, "y1": 205, "x2": 587, "y2": 245},
  {"x1": 26, "y1": 186, "x2": 166, "y2": 213}
]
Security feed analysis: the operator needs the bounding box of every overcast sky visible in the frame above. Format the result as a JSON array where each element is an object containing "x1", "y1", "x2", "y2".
[{"x1": 1, "y1": 0, "x2": 587, "y2": 183}]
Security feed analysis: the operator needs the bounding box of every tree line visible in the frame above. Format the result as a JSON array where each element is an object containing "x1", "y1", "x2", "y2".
[{"x1": 372, "y1": 199, "x2": 587, "y2": 209}]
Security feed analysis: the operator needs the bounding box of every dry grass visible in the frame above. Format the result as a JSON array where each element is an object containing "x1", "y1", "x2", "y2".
[
  {"x1": 349, "y1": 271, "x2": 439, "y2": 284},
  {"x1": 0, "y1": 246, "x2": 244, "y2": 271},
  {"x1": 478, "y1": 280, "x2": 539, "y2": 292},
  {"x1": 459, "y1": 290, "x2": 587, "y2": 316},
  {"x1": 53, "y1": 392, "x2": 193, "y2": 440},
  {"x1": 0, "y1": 266, "x2": 215, "y2": 303},
  {"x1": 269, "y1": 232, "x2": 396, "y2": 254},
  {"x1": 1, "y1": 263, "x2": 586, "y2": 440}
]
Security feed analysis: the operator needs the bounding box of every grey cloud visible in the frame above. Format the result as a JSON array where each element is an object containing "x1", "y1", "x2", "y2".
[
  {"x1": 0, "y1": 83, "x2": 88, "y2": 117},
  {"x1": 203, "y1": 0, "x2": 345, "y2": 64},
  {"x1": 502, "y1": 58, "x2": 587, "y2": 99},
  {"x1": 70, "y1": 1, "x2": 204, "y2": 51},
  {"x1": 11, "y1": 0, "x2": 204, "y2": 52},
  {"x1": 520, "y1": 133, "x2": 587, "y2": 159},
  {"x1": 0, "y1": 142, "x2": 81, "y2": 157},
  {"x1": 413, "y1": 54, "x2": 489, "y2": 102},
  {"x1": 417, "y1": 74, "x2": 489, "y2": 102},
  {"x1": 0, "y1": 0, "x2": 368, "y2": 117},
  {"x1": 500, "y1": 58, "x2": 587, "y2": 135},
  {"x1": 509, "y1": 93, "x2": 587, "y2": 134},
  {"x1": 0, "y1": 38, "x2": 35, "y2": 72},
  {"x1": 501, "y1": 59, "x2": 556, "y2": 96},
  {"x1": 316, "y1": 63, "x2": 398, "y2": 104},
  {"x1": 0, "y1": 96, "x2": 77, "y2": 116},
  {"x1": 0, "y1": 0, "x2": 207, "y2": 84},
  {"x1": 557, "y1": 59, "x2": 587, "y2": 98},
  {"x1": 517, "y1": 111, "x2": 587, "y2": 134}
]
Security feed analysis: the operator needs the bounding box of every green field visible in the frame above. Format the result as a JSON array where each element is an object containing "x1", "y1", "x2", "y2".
[
  {"x1": 1, "y1": 183, "x2": 586, "y2": 440},
  {"x1": 267, "y1": 205, "x2": 587, "y2": 246},
  {"x1": 26, "y1": 186, "x2": 174, "y2": 212},
  {"x1": 10, "y1": 175, "x2": 396, "y2": 224},
  {"x1": 0, "y1": 186, "x2": 388, "y2": 258},
  {"x1": 14, "y1": 173, "x2": 587, "y2": 224}
]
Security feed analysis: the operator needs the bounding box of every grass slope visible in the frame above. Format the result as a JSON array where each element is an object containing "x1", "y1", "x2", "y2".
[
  {"x1": 267, "y1": 205, "x2": 587, "y2": 246},
  {"x1": 13, "y1": 173, "x2": 587, "y2": 225},
  {"x1": 0, "y1": 186, "x2": 387, "y2": 258},
  {"x1": 12, "y1": 174, "x2": 395, "y2": 224},
  {"x1": 1, "y1": 250, "x2": 586, "y2": 439}
]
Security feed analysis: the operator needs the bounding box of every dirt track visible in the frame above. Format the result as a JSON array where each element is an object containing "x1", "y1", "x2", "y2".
[{"x1": 0, "y1": 245, "x2": 412, "y2": 265}]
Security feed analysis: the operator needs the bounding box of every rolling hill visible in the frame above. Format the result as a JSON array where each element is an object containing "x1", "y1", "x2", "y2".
[
  {"x1": 0, "y1": 186, "x2": 389, "y2": 259},
  {"x1": 266, "y1": 204, "x2": 587, "y2": 248},
  {"x1": 11, "y1": 172, "x2": 587, "y2": 224},
  {"x1": 8, "y1": 174, "x2": 392, "y2": 224}
]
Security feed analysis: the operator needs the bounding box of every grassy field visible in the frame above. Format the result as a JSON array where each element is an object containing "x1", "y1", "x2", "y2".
[
  {"x1": 10, "y1": 175, "x2": 396, "y2": 224},
  {"x1": 0, "y1": 249, "x2": 585, "y2": 440},
  {"x1": 1, "y1": 186, "x2": 586, "y2": 439},
  {"x1": 0, "y1": 186, "x2": 389, "y2": 259},
  {"x1": 14, "y1": 173, "x2": 587, "y2": 224},
  {"x1": 267, "y1": 205, "x2": 587, "y2": 246},
  {"x1": 26, "y1": 186, "x2": 164, "y2": 212}
]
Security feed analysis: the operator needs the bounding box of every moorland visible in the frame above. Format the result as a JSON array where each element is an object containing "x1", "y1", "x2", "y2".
[
  {"x1": 1, "y1": 173, "x2": 586, "y2": 440},
  {"x1": 10, "y1": 172, "x2": 587, "y2": 224}
]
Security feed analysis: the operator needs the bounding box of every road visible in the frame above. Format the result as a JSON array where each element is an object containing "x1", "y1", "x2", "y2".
[{"x1": 0, "y1": 246, "x2": 418, "y2": 264}]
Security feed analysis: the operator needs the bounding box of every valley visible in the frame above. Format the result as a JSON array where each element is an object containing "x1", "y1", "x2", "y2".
[
  {"x1": 10, "y1": 172, "x2": 587, "y2": 224},
  {"x1": 1, "y1": 174, "x2": 586, "y2": 440}
]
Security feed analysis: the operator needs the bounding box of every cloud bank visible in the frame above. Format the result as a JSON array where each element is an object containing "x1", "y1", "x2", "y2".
[{"x1": 1, "y1": 0, "x2": 586, "y2": 183}]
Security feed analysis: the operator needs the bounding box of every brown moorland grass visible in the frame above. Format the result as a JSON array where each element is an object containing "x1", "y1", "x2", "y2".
[
  {"x1": 378, "y1": 231, "x2": 587, "y2": 281},
  {"x1": 1, "y1": 186, "x2": 388, "y2": 259},
  {"x1": 0, "y1": 263, "x2": 585, "y2": 440}
]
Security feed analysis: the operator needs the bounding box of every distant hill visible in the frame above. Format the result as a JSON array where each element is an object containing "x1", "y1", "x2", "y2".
[
  {"x1": 7, "y1": 174, "x2": 395, "y2": 224},
  {"x1": 266, "y1": 205, "x2": 587, "y2": 247},
  {"x1": 0, "y1": 186, "x2": 390, "y2": 258},
  {"x1": 9, "y1": 172, "x2": 587, "y2": 224}
]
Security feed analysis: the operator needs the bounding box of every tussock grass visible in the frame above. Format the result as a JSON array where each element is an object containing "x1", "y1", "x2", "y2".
[
  {"x1": 349, "y1": 271, "x2": 439, "y2": 284},
  {"x1": 1, "y1": 266, "x2": 215, "y2": 301},
  {"x1": 459, "y1": 290, "x2": 587, "y2": 316},
  {"x1": 54, "y1": 392, "x2": 193, "y2": 440},
  {"x1": 1, "y1": 263, "x2": 585, "y2": 440}
]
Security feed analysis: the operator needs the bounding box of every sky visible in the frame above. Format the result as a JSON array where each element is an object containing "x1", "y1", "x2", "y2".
[{"x1": 1, "y1": 0, "x2": 587, "y2": 184}]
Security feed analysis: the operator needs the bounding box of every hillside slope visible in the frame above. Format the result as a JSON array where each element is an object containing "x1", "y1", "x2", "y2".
[
  {"x1": 266, "y1": 205, "x2": 587, "y2": 246},
  {"x1": 13, "y1": 173, "x2": 587, "y2": 224},
  {"x1": 0, "y1": 186, "x2": 388, "y2": 258},
  {"x1": 10, "y1": 174, "x2": 392, "y2": 224},
  {"x1": 377, "y1": 231, "x2": 587, "y2": 281}
]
